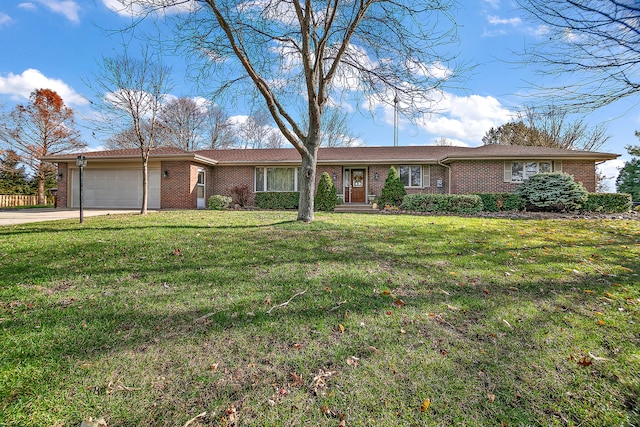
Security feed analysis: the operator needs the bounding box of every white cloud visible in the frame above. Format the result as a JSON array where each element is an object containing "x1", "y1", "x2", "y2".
[
  {"x1": 416, "y1": 93, "x2": 514, "y2": 144},
  {"x1": 18, "y1": 3, "x2": 37, "y2": 10},
  {"x1": 483, "y1": 0, "x2": 500, "y2": 8},
  {"x1": 0, "y1": 69, "x2": 88, "y2": 106},
  {"x1": 597, "y1": 159, "x2": 625, "y2": 192},
  {"x1": 102, "y1": 0, "x2": 195, "y2": 17},
  {"x1": 487, "y1": 15, "x2": 522, "y2": 26},
  {"x1": 0, "y1": 12, "x2": 11, "y2": 27},
  {"x1": 33, "y1": 0, "x2": 81, "y2": 23}
]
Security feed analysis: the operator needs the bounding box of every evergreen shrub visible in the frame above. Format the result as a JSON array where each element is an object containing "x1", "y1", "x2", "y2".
[
  {"x1": 401, "y1": 193, "x2": 484, "y2": 214},
  {"x1": 516, "y1": 173, "x2": 588, "y2": 212},
  {"x1": 208, "y1": 195, "x2": 232, "y2": 210},
  {"x1": 255, "y1": 192, "x2": 300, "y2": 209},
  {"x1": 474, "y1": 193, "x2": 526, "y2": 212},
  {"x1": 379, "y1": 167, "x2": 406, "y2": 207},
  {"x1": 314, "y1": 172, "x2": 337, "y2": 211},
  {"x1": 581, "y1": 193, "x2": 632, "y2": 213}
]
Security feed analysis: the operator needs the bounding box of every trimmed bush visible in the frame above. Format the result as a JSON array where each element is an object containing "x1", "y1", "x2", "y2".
[
  {"x1": 315, "y1": 172, "x2": 337, "y2": 211},
  {"x1": 379, "y1": 166, "x2": 406, "y2": 207},
  {"x1": 581, "y1": 193, "x2": 632, "y2": 213},
  {"x1": 474, "y1": 193, "x2": 526, "y2": 212},
  {"x1": 401, "y1": 193, "x2": 484, "y2": 214},
  {"x1": 516, "y1": 173, "x2": 588, "y2": 212},
  {"x1": 208, "y1": 195, "x2": 232, "y2": 210},
  {"x1": 255, "y1": 192, "x2": 299, "y2": 209}
]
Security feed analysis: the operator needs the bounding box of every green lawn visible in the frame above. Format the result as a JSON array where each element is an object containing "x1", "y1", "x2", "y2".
[{"x1": 0, "y1": 211, "x2": 638, "y2": 426}]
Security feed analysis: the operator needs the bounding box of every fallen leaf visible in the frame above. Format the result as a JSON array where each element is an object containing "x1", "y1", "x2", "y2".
[
  {"x1": 446, "y1": 304, "x2": 459, "y2": 311},
  {"x1": 419, "y1": 398, "x2": 431, "y2": 412},
  {"x1": 393, "y1": 299, "x2": 406, "y2": 307},
  {"x1": 577, "y1": 355, "x2": 593, "y2": 367},
  {"x1": 346, "y1": 356, "x2": 359, "y2": 368},
  {"x1": 172, "y1": 248, "x2": 182, "y2": 256},
  {"x1": 487, "y1": 393, "x2": 496, "y2": 403},
  {"x1": 338, "y1": 324, "x2": 345, "y2": 333},
  {"x1": 290, "y1": 372, "x2": 302, "y2": 387},
  {"x1": 80, "y1": 418, "x2": 107, "y2": 427},
  {"x1": 597, "y1": 320, "x2": 605, "y2": 325}
]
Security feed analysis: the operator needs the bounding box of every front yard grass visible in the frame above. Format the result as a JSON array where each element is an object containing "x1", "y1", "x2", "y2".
[{"x1": 0, "y1": 211, "x2": 638, "y2": 426}]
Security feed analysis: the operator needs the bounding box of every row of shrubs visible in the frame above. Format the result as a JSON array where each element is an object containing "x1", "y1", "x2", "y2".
[
  {"x1": 210, "y1": 172, "x2": 633, "y2": 213},
  {"x1": 399, "y1": 192, "x2": 631, "y2": 214}
]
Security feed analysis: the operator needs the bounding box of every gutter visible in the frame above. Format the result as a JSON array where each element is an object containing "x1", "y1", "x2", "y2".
[{"x1": 437, "y1": 159, "x2": 452, "y2": 194}]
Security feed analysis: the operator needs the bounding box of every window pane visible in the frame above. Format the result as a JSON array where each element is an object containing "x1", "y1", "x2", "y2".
[
  {"x1": 398, "y1": 166, "x2": 409, "y2": 186},
  {"x1": 512, "y1": 162, "x2": 523, "y2": 182},
  {"x1": 197, "y1": 171, "x2": 205, "y2": 185},
  {"x1": 255, "y1": 168, "x2": 265, "y2": 192},
  {"x1": 525, "y1": 162, "x2": 538, "y2": 178},
  {"x1": 267, "y1": 167, "x2": 295, "y2": 191},
  {"x1": 410, "y1": 166, "x2": 421, "y2": 187},
  {"x1": 539, "y1": 162, "x2": 552, "y2": 173}
]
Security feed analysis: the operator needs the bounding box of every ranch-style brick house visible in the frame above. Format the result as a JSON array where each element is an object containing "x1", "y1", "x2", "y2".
[{"x1": 42, "y1": 145, "x2": 618, "y2": 210}]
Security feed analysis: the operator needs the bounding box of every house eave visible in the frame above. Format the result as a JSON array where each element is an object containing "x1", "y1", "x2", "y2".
[{"x1": 439, "y1": 153, "x2": 620, "y2": 163}]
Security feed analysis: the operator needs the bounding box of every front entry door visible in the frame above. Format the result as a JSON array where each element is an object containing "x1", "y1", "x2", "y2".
[
  {"x1": 196, "y1": 170, "x2": 206, "y2": 209},
  {"x1": 350, "y1": 169, "x2": 366, "y2": 203}
]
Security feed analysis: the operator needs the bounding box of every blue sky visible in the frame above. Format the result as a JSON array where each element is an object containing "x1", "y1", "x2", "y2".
[{"x1": 0, "y1": 0, "x2": 636, "y2": 190}]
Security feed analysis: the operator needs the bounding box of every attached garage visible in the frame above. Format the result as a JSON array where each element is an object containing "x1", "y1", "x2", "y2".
[{"x1": 70, "y1": 168, "x2": 161, "y2": 209}]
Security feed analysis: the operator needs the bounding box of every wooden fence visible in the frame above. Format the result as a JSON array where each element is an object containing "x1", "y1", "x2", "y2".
[{"x1": 0, "y1": 195, "x2": 39, "y2": 208}]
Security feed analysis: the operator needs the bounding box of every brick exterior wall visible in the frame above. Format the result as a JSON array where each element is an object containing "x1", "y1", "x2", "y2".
[
  {"x1": 161, "y1": 161, "x2": 213, "y2": 209},
  {"x1": 55, "y1": 163, "x2": 68, "y2": 208},
  {"x1": 211, "y1": 165, "x2": 256, "y2": 205},
  {"x1": 450, "y1": 160, "x2": 598, "y2": 194},
  {"x1": 53, "y1": 158, "x2": 600, "y2": 210},
  {"x1": 563, "y1": 160, "x2": 596, "y2": 192}
]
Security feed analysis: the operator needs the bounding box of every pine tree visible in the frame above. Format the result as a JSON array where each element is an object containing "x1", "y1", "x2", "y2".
[{"x1": 379, "y1": 166, "x2": 407, "y2": 207}]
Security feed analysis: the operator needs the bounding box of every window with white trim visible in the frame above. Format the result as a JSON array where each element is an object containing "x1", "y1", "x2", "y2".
[
  {"x1": 505, "y1": 161, "x2": 558, "y2": 183},
  {"x1": 255, "y1": 167, "x2": 299, "y2": 192},
  {"x1": 398, "y1": 165, "x2": 428, "y2": 188}
]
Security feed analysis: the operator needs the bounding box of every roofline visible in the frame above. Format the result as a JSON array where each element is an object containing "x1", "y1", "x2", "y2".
[
  {"x1": 439, "y1": 153, "x2": 619, "y2": 163},
  {"x1": 213, "y1": 158, "x2": 440, "y2": 166},
  {"x1": 41, "y1": 153, "x2": 218, "y2": 166}
]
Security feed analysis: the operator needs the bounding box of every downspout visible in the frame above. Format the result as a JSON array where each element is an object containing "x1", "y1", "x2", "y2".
[{"x1": 437, "y1": 159, "x2": 452, "y2": 194}]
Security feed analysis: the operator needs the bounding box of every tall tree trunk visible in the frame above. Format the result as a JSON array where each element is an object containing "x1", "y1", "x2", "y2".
[
  {"x1": 141, "y1": 157, "x2": 148, "y2": 215},
  {"x1": 36, "y1": 168, "x2": 46, "y2": 205},
  {"x1": 297, "y1": 136, "x2": 320, "y2": 222}
]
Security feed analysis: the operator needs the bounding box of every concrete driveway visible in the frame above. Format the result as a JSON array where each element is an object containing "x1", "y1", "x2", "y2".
[{"x1": 0, "y1": 208, "x2": 141, "y2": 226}]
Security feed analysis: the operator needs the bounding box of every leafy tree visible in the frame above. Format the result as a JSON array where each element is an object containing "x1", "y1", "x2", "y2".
[
  {"x1": 482, "y1": 121, "x2": 542, "y2": 146},
  {"x1": 314, "y1": 172, "x2": 337, "y2": 211},
  {"x1": 616, "y1": 139, "x2": 640, "y2": 202},
  {"x1": 379, "y1": 166, "x2": 406, "y2": 207},
  {"x1": 91, "y1": 49, "x2": 172, "y2": 214},
  {"x1": 0, "y1": 88, "x2": 85, "y2": 204},
  {"x1": 126, "y1": 0, "x2": 461, "y2": 222},
  {"x1": 517, "y1": 0, "x2": 640, "y2": 110},
  {"x1": 0, "y1": 149, "x2": 32, "y2": 195}
]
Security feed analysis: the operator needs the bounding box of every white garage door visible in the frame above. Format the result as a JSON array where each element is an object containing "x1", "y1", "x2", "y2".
[{"x1": 71, "y1": 168, "x2": 160, "y2": 209}]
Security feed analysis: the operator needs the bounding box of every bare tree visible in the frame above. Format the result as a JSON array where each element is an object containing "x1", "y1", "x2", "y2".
[
  {"x1": 237, "y1": 109, "x2": 274, "y2": 149},
  {"x1": 105, "y1": 125, "x2": 156, "y2": 150},
  {"x1": 302, "y1": 106, "x2": 360, "y2": 147},
  {"x1": 158, "y1": 97, "x2": 208, "y2": 150},
  {"x1": 483, "y1": 106, "x2": 609, "y2": 151},
  {"x1": 522, "y1": 106, "x2": 609, "y2": 151},
  {"x1": 518, "y1": 0, "x2": 640, "y2": 110},
  {"x1": 0, "y1": 88, "x2": 85, "y2": 204},
  {"x1": 90, "y1": 48, "x2": 172, "y2": 214},
  {"x1": 119, "y1": 0, "x2": 461, "y2": 221},
  {"x1": 203, "y1": 105, "x2": 234, "y2": 149}
]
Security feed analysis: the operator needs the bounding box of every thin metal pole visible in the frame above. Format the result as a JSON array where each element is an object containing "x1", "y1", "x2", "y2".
[
  {"x1": 79, "y1": 165, "x2": 83, "y2": 224},
  {"x1": 393, "y1": 92, "x2": 399, "y2": 147}
]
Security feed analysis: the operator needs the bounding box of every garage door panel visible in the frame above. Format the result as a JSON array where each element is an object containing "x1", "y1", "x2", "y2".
[{"x1": 71, "y1": 169, "x2": 160, "y2": 209}]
